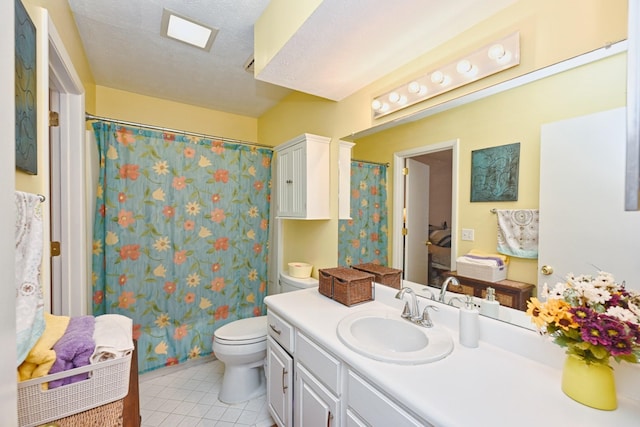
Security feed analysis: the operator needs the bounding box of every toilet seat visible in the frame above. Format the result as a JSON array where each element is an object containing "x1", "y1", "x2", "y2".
[{"x1": 214, "y1": 316, "x2": 267, "y2": 345}]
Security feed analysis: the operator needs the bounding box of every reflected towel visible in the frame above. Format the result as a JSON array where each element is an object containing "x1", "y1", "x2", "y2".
[
  {"x1": 91, "y1": 314, "x2": 134, "y2": 364},
  {"x1": 456, "y1": 255, "x2": 502, "y2": 267},
  {"x1": 496, "y1": 209, "x2": 539, "y2": 259},
  {"x1": 467, "y1": 250, "x2": 509, "y2": 265},
  {"x1": 18, "y1": 312, "x2": 70, "y2": 382},
  {"x1": 48, "y1": 315, "x2": 95, "y2": 389},
  {"x1": 15, "y1": 191, "x2": 45, "y2": 366}
]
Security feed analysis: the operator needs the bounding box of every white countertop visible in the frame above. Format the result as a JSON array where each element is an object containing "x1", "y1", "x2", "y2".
[{"x1": 265, "y1": 283, "x2": 640, "y2": 427}]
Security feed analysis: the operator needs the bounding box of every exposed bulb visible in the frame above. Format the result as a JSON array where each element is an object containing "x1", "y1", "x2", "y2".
[
  {"x1": 430, "y1": 71, "x2": 445, "y2": 84},
  {"x1": 408, "y1": 81, "x2": 421, "y2": 93},
  {"x1": 456, "y1": 59, "x2": 472, "y2": 74},
  {"x1": 371, "y1": 99, "x2": 382, "y2": 111},
  {"x1": 388, "y1": 91, "x2": 401, "y2": 103},
  {"x1": 487, "y1": 44, "x2": 505, "y2": 60}
]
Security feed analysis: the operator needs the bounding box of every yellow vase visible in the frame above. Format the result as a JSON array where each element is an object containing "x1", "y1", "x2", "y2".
[{"x1": 561, "y1": 355, "x2": 617, "y2": 410}]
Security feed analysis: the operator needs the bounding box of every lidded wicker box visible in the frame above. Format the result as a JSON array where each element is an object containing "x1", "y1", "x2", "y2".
[
  {"x1": 351, "y1": 263, "x2": 403, "y2": 289},
  {"x1": 318, "y1": 267, "x2": 375, "y2": 306}
]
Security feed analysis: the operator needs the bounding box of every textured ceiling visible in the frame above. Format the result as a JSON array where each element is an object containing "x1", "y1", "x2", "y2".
[{"x1": 69, "y1": 0, "x2": 517, "y2": 118}]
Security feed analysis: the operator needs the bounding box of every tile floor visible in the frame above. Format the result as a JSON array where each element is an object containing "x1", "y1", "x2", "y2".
[{"x1": 139, "y1": 357, "x2": 274, "y2": 427}]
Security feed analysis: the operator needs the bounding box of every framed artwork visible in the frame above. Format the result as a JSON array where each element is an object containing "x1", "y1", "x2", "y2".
[
  {"x1": 15, "y1": 0, "x2": 37, "y2": 175},
  {"x1": 470, "y1": 142, "x2": 520, "y2": 202}
]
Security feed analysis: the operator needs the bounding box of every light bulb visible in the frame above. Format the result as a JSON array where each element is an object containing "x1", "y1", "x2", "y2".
[
  {"x1": 488, "y1": 44, "x2": 505, "y2": 60},
  {"x1": 398, "y1": 95, "x2": 407, "y2": 105},
  {"x1": 456, "y1": 60, "x2": 472, "y2": 74},
  {"x1": 388, "y1": 92, "x2": 401, "y2": 103},
  {"x1": 430, "y1": 71, "x2": 444, "y2": 84},
  {"x1": 408, "y1": 81, "x2": 420, "y2": 93},
  {"x1": 418, "y1": 85, "x2": 428, "y2": 96},
  {"x1": 371, "y1": 99, "x2": 382, "y2": 111},
  {"x1": 380, "y1": 102, "x2": 390, "y2": 112}
]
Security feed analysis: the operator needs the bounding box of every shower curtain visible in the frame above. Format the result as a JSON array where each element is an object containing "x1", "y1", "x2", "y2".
[
  {"x1": 91, "y1": 122, "x2": 272, "y2": 373},
  {"x1": 338, "y1": 161, "x2": 389, "y2": 266}
]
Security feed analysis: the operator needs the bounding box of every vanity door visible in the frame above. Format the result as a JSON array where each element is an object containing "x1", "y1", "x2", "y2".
[
  {"x1": 267, "y1": 336, "x2": 293, "y2": 427},
  {"x1": 294, "y1": 363, "x2": 339, "y2": 427}
]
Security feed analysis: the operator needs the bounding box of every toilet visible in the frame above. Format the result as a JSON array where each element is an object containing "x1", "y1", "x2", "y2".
[{"x1": 212, "y1": 272, "x2": 318, "y2": 404}]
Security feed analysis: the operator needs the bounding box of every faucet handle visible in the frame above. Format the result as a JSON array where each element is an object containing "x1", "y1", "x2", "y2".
[
  {"x1": 401, "y1": 301, "x2": 412, "y2": 319},
  {"x1": 419, "y1": 305, "x2": 438, "y2": 328}
]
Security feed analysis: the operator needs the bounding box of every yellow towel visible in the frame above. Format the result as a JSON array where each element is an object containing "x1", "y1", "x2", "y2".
[
  {"x1": 18, "y1": 312, "x2": 70, "y2": 382},
  {"x1": 467, "y1": 249, "x2": 509, "y2": 265}
]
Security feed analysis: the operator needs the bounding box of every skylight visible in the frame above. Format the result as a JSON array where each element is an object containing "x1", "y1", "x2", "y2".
[{"x1": 161, "y1": 9, "x2": 217, "y2": 51}]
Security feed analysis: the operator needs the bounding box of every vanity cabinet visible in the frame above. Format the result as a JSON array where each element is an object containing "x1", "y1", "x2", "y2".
[
  {"x1": 346, "y1": 370, "x2": 429, "y2": 427},
  {"x1": 275, "y1": 133, "x2": 331, "y2": 219}
]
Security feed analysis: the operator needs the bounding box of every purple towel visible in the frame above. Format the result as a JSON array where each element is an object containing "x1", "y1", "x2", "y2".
[{"x1": 49, "y1": 315, "x2": 95, "y2": 389}]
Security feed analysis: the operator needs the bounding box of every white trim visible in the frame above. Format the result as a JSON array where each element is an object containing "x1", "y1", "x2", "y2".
[
  {"x1": 391, "y1": 140, "x2": 459, "y2": 274},
  {"x1": 48, "y1": 12, "x2": 88, "y2": 316}
]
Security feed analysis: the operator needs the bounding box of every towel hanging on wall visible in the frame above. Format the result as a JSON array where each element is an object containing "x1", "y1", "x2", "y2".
[
  {"x1": 495, "y1": 209, "x2": 539, "y2": 259},
  {"x1": 15, "y1": 190, "x2": 45, "y2": 366}
]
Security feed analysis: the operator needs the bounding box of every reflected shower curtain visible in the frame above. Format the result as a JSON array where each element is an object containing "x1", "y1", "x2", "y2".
[
  {"x1": 91, "y1": 122, "x2": 272, "y2": 373},
  {"x1": 338, "y1": 161, "x2": 388, "y2": 266}
]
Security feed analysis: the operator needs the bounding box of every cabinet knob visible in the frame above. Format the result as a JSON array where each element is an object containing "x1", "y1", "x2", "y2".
[
  {"x1": 541, "y1": 265, "x2": 554, "y2": 275},
  {"x1": 286, "y1": 179, "x2": 293, "y2": 184}
]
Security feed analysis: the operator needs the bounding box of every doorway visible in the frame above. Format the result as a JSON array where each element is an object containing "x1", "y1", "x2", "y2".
[{"x1": 392, "y1": 139, "x2": 458, "y2": 286}]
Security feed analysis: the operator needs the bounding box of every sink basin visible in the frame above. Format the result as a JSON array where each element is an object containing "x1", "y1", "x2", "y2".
[{"x1": 336, "y1": 309, "x2": 453, "y2": 364}]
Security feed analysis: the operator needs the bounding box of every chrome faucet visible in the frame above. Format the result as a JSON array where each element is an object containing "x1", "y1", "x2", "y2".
[
  {"x1": 395, "y1": 287, "x2": 438, "y2": 327},
  {"x1": 439, "y1": 276, "x2": 460, "y2": 303},
  {"x1": 395, "y1": 287, "x2": 420, "y2": 321}
]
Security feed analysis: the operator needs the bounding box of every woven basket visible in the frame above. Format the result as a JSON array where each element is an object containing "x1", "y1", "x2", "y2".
[
  {"x1": 318, "y1": 267, "x2": 374, "y2": 306},
  {"x1": 43, "y1": 399, "x2": 124, "y2": 427},
  {"x1": 351, "y1": 263, "x2": 403, "y2": 289}
]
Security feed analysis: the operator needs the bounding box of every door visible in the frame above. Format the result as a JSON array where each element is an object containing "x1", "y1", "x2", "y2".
[
  {"x1": 538, "y1": 107, "x2": 640, "y2": 293},
  {"x1": 49, "y1": 89, "x2": 62, "y2": 314},
  {"x1": 404, "y1": 159, "x2": 430, "y2": 284},
  {"x1": 295, "y1": 363, "x2": 338, "y2": 427},
  {"x1": 267, "y1": 337, "x2": 293, "y2": 427}
]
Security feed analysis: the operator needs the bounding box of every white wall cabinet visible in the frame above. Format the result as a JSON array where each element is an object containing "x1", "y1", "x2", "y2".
[{"x1": 275, "y1": 133, "x2": 331, "y2": 219}]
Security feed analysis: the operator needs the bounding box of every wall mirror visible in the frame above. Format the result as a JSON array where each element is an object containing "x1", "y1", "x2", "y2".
[{"x1": 349, "y1": 39, "x2": 640, "y2": 330}]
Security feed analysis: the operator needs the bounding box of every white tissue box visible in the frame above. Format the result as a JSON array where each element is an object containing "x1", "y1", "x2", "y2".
[
  {"x1": 17, "y1": 353, "x2": 131, "y2": 427},
  {"x1": 456, "y1": 258, "x2": 507, "y2": 282}
]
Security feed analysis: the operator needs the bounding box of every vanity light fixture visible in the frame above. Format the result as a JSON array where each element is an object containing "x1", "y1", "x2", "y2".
[
  {"x1": 371, "y1": 32, "x2": 520, "y2": 118},
  {"x1": 161, "y1": 8, "x2": 218, "y2": 52}
]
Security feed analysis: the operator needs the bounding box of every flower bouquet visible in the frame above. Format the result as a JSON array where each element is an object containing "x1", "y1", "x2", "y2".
[{"x1": 527, "y1": 271, "x2": 640, "y2": 365}]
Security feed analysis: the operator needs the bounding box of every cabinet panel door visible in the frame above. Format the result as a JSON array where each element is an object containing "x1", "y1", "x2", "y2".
[
  {"x1": 295, "y1": 363, "x2": 339, "y2": 427},
  {"x1": 290, "y1": 142, "x2": 306, "y2": 217},
  {"x1": 277, "y1": 148, "x2": 293, "y2": 217},
  {"x1": 268, "y1": 337, "x2": 293, "y2": 427}
]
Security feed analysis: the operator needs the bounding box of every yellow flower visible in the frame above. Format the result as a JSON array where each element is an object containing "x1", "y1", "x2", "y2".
[
  {"x1": 92, "y1": 239, "x2": 103, "y2": 256},
  {"x1": 247, "y1": 293, "x2": 255, "y2": 303},
  {"x1": 198, "y1": 155, "x2": 212, "y2": 167},
  {"x1": 186, "y1": 201, "x2": 201, "y2": 216},
  {"x1": 248, "y1": 206, "x2": 259, "y2": 218},
  {"x1": 153, "y1": 236, "x2": 170, "y2": 252},
  {"x1": 247, "y1": 229, "x2": 256, "y2": 240},
  {"x1": 153, "y1": 160, "x2": 169, "y2": 175},
  {"x1": 199, "y1": 297, "x2": 212, "y2": 310},
  {"x1": 198, "y1": 226, "x2": 212, "y2": 238},
  {"x1": 248, "y1": 269, "x2": 258, "y2": 281},
  {"x1": 154, "y1": 264, "x2": 166, "y2": 277},
  {"x1": 155, "y1": 341, "x2": 168, "y2": 355},
  {"x1": 186, "y1": 273, "x2": 201, "y2": 287},
  {"x1": 105, "y1": 231, "x2": 119, "y2": 246},
  {"x1": 97, "y1": 184, "x2": 104, "y2": 199},
  {"x1": 107, "y1": 145, "x2": 118, "y2": 160},
  {"x1": 248, "y1": 165, "x2": 256, "y2": 176},
  {"x1": 155, "y1": 313, "x2": 170, "y2": 328},
  {"x1": 526, "y1": 298, "x2": 547, "y2": 328},
  {"x1": 188, "y1": 345, "x2": 201, "y2": 359},
  {"x1": 152, "y1": 188, "x2": 166, "y2": 201}
]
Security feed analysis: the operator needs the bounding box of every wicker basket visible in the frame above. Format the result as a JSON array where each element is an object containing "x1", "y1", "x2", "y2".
[
  {"x1": 18, "y1": 354, "x2": 132, "y2": 427},
  {"x1": 351, "y1": 263, "x2": 403, "y2": 289},
  {"x1": 318, "y1": 267, "x2": 374, "y2": 306}
]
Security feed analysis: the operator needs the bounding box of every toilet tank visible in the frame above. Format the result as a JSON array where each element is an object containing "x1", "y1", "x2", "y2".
[{"x1": 279, "y1": 272, "x2": 318, "y2": 293}]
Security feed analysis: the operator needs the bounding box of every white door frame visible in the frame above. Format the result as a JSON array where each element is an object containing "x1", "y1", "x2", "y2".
[
  {"x1": 48, "y1": 13, "x2": 88, "y2": 316},
  {"x1": 391, "y1": 140, "x2": 459, "y2": 273}
]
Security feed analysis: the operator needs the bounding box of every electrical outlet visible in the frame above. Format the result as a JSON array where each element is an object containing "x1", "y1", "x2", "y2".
[{"x1": 461, "y1": 228, "x2": 475, "y2": 241}]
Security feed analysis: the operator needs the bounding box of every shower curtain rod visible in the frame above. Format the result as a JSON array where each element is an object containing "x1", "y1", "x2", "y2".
[
  {"x1": 352, "y1": 158, "x2": 390, "y2": 167},
  {"x1": 84, "y1": 113, "x2": 273, "y2": 149}
]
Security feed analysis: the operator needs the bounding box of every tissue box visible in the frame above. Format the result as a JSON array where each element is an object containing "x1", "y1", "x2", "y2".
[{"x1": 456, "y1": 258, "x2": 507, "y2": 282}]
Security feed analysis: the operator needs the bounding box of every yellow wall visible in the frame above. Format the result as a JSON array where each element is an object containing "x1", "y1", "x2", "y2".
[
  {"x1": 94, "y1": 86, "x2": 259, "y2": 143},
  {"x1": 257, "y1": 0, "x2": 627, "y2": 282}
]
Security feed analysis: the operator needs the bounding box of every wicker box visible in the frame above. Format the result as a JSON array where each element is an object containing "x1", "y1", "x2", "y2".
[
  {"x1": 318, "y1": 267, "x2": 375, "y2": 306},
  {"x1": 17, "y1": 354, "x2": 132, "y2": 427},
  {"x1": 456, "y1": 258, "x2": 507, "y2": 282},
  {"x1": 351, "y1": 263, "x2": 403, "y2": 289}
]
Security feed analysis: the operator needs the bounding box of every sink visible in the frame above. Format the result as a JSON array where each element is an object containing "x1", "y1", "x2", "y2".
[{"x1": 336, "y1": 309, "x2": 453, "y2": 364}]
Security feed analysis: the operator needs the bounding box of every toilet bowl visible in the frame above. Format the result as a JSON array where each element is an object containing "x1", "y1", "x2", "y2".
[{"x1": 212, "y1": 272, "x2": 318, "y2": 404}]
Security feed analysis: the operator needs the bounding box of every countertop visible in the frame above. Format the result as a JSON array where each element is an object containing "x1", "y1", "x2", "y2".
[{"x1": 264, "y1": 283, "x2": 640, "y2": 427}]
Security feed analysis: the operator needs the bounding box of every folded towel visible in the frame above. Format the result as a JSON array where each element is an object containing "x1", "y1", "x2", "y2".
[
  {"x1": 467, "y1": 249, "x2": 509, "y2": 264},
  {"x1": 48, "y1": 315, "x2": 95, "y2": 389},
  {"x1": 18, "y1": 312, "x2": 70, "y2": 381},
  {"x1": 91, "y1": 314, "x2": 134, "y2": 364},
  {"x1": 456, "y1": 255, "x2": 503, "y2": 267}
]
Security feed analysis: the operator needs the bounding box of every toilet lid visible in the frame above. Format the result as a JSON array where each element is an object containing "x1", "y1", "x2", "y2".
[{"x1": 214, "y1": 315, "x2": 267, "y2": 342}]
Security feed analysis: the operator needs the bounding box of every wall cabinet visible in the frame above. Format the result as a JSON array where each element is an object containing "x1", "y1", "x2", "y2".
[{"x1": 275, "y1": 133, "x2": 331, "y2": 219}]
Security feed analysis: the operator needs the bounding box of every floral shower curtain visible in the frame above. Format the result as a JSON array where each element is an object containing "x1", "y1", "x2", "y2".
[
  {"x1": 91, "y1": 122, "x2": 272, "y2": 373},
  {"x1": 338, "y1": 161, "x2": 389, "y2": 266}
]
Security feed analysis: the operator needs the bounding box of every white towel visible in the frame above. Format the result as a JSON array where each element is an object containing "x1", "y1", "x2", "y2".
[
  {"x1": 496, "y1": 209, "x2": 539, "y2": 259},
  {"x1": 15, "y1": 191, "x2": 45, "y2": 366},
  {"x1": 90, "y1": 314, "x2": 134, "y2": 364},
  {"x1": 456, "y1": 255, "x2": 501, "y2": 267}
]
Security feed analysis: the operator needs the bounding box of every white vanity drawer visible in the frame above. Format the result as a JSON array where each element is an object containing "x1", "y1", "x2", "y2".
[
  {"x1": 347, "y1": 370, "x2": 430, "y2": 427},
  {"x1": 267, "y1": 310, "x2": 294, "y2": 353},
  {"x1": 295, "y1": 331, "x2": 341, "y2": 395}
]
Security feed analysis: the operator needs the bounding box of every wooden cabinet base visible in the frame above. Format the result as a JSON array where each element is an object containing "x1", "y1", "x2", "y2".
[{"x1": 444, "y1": 272, "x2": 534, "y2": 310}]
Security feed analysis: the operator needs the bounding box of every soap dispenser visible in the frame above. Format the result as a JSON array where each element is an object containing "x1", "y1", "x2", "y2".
[
  {"x1": 459, "y1": 294, "x2": 479, "y2": 348},
  {"x1": 480, "y1": 287, "x2": 500, "y2": 319}
]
